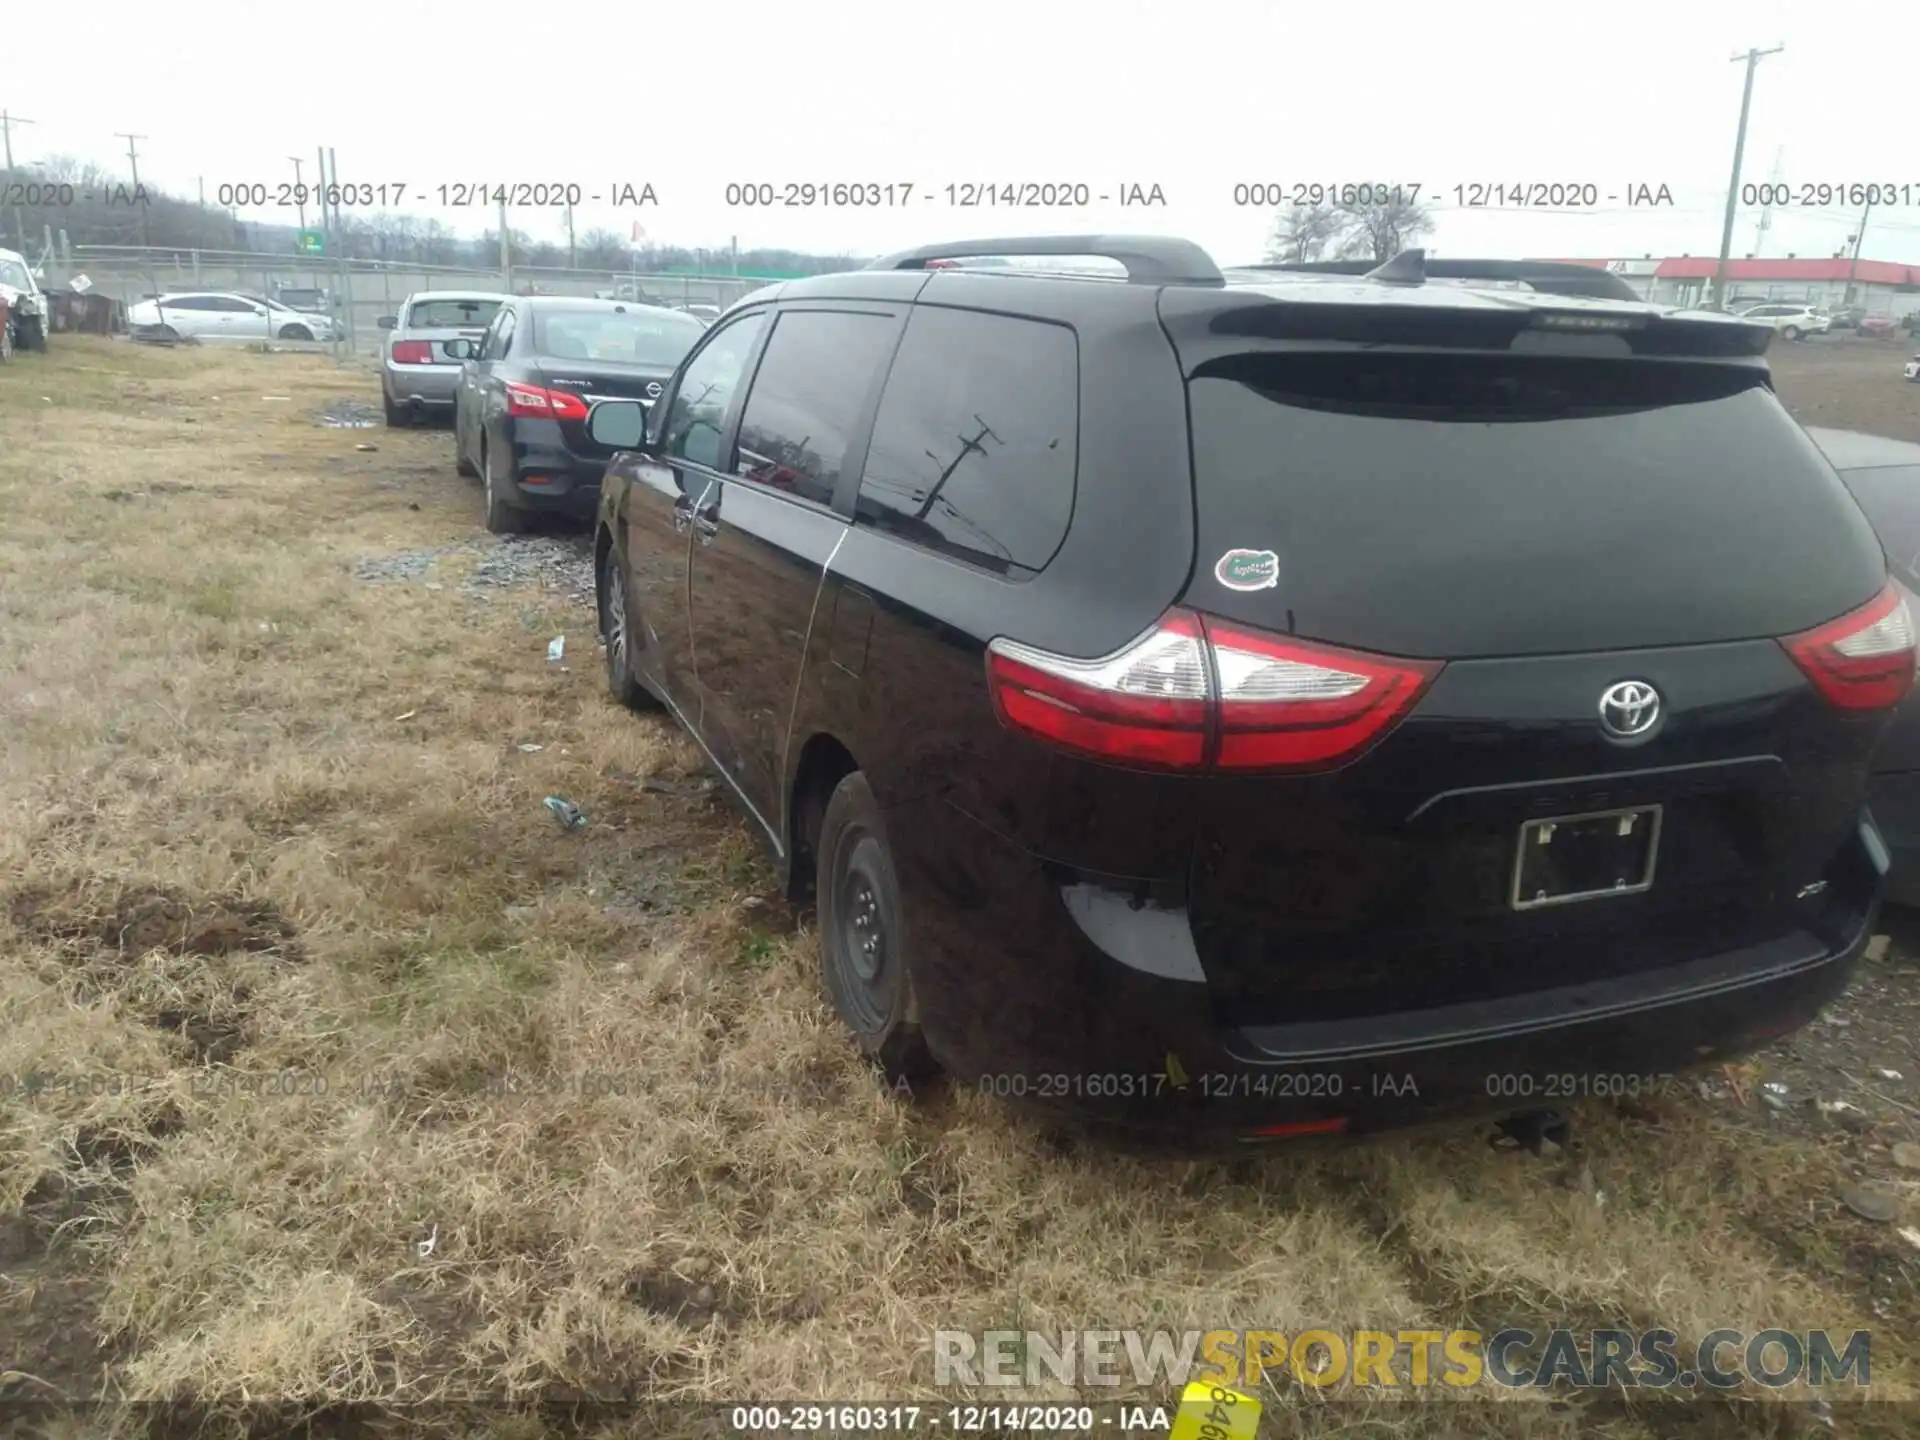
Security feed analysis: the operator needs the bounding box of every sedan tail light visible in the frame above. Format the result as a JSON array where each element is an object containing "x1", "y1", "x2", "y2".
[
  {"x1": 1782, "y1": 582, "x2": 1917, "y2": 710},
  {"x1": 504, "y1": 381, "x2": 589, "y2": 422},
  {"x1": 390, "y1": 340, "x2": 435, "y2": 364},
  {"x1": 985, "y1": 608, "x2": 1442, "y2": 773}
]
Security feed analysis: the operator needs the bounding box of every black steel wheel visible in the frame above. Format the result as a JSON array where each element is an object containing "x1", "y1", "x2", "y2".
[{"x1": 816, "y1": 772, "x2": 937, "y2": 1083}]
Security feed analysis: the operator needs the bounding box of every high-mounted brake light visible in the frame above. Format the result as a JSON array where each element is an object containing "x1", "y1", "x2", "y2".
[
  {"x1": 504, "y1": 381, "x2": 590, "y2": 421},
  {"x1": 1532, "y1": 312, "x2": 1647, "y2": 333},
  {"x1": 985, "y1": 609, "x2": 1442, "y2": 773},
  {"x1": 390, "y1": 340, "x2": 435, "y2": 364},
  {"x1": 1782, "y1": 582, "x2": 1917, "y2": 710}
]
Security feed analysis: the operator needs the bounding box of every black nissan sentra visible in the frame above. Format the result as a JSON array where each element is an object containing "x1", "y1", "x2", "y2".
[
  {"x1": 585, "y1": 237, "x2": 1913, "y2": 1143},
  {"x1": 448, "y1": 296, "x2": 706, "y2": 533}
]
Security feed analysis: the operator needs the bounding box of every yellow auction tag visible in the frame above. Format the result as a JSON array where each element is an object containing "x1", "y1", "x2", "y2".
[{"x1": 1168, "y1": 1379, "x2": 1262, "y2": 1440}]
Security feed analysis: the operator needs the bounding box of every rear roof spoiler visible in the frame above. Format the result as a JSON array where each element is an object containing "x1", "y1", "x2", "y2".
[
  {"x1": 867, "y1": 234, "x2": 1225, "y2": 286},
  {"x1": 1240, "y1": 250, "x2": 1645, "y2": 303}
]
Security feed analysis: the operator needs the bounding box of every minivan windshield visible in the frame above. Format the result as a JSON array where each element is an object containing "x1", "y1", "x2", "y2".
[
  {"x1": 534, "y1": 308, "x2": 703, "y2": 366},
  {"x1": 1186, "y1": 352, "x2": 1886, "y2": 657}
]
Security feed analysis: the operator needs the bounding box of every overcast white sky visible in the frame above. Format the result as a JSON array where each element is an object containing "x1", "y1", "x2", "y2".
[{"x1": 11, "y1": 0, "x2": 1917, "y2": 265}]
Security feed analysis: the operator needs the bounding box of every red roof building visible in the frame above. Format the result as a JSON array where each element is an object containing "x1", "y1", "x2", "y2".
[{"x1": 1528, "y1": 256, "x2": 1920, "y2": 312}]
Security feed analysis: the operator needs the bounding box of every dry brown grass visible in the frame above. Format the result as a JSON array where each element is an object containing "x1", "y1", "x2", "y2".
[{"x1": 0, "y1": 339, "x2": 1915, "y2": 1437}]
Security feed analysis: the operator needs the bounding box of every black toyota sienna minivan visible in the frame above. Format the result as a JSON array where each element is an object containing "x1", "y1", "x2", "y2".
[{"x1": 589, "y1": 237, "x2": 1914, "y2": 1142}]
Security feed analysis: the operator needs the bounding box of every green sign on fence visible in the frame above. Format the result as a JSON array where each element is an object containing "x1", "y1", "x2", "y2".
[{"x1": 297, "y1": 229, "x2": 325, "y2": 255}]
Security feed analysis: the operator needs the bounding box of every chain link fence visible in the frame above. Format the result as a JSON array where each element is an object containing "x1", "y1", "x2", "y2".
[{"x1": 59, "y1": 246, "x2": 780, "y2": 351}]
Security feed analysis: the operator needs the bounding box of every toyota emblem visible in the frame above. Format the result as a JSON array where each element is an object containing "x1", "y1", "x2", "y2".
[
  {"x1": 1598, "y1": 680, "x2": 1661, "y2": 739},
  {"x1": 645, "y1": 381, "x2": 662, "y2": 399}
]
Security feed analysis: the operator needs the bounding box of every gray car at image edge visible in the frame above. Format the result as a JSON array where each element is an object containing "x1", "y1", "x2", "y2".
[{"x1": 380, "y1": 291, "x2": 511, "y2": 425}]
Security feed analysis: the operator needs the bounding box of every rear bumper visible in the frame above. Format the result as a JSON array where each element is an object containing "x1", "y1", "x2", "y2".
[
  {"x1": 383, "y1": 363, "x2": 461, "y2": 406},
  {"x1": 1869, "y1": 771, "x2": 1920, "y2": 905},
  {"x1": 892, "y1": 800, "x2": 1885, "y2": 1143},
  {"x1": 505, "y1": 417, "x2": 606, "y2": 517}
]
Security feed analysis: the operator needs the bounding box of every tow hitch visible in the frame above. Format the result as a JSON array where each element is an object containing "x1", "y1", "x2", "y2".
[{"x1": 1491, "y1": 1109, "x2": 1571, "y2": 1156}]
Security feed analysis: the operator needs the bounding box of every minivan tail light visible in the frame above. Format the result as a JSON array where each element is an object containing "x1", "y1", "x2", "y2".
[
  {"x1": 986, "y1": 613, "x2": 1212, "y2": 769},
  {"x1": 390, "y1": 340, "x2": 435, "y2": 364},
  {"x1": 505, "y1": 381, "x2": 590, "y2": 421},
  {"x1": 1202, "y1": 619, "x2": 1444, "y2": 771},
  {"x1": 985, "y1": 609, "x2": 1442, "y2": 773},
  {"x1": 1782, "y1": 582, "x2": 1917, "y2": 710}
]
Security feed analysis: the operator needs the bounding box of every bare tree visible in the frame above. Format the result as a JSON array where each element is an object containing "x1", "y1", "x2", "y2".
[
  {"x1": 1265, "y1": 203, "x2": 1340, "y2": 264},
  {"x1": 575, "y1": 227, "x2": 629, "y2": 270},
  {"x1": 1332, "y1": 196, "x2": 1435, "y2": 262}
]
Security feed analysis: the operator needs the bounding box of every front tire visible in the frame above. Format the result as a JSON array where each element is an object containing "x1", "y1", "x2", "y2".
[
  {"x1": 278, "y1": 324, "x2": 314, "y2": 342},
  {"x1": 0, "y1": 320, "x2": 12, "y2": 362},
  {"x1": 482, "y1": 443, "x2": 526, "y2": 534},
  {"x1": 1782, "y1": 325, "x2": 1802, "y2": 341},
  {"x1": 17, "y1": 316, "x2": 45, "y2": 352},
  {"x1": 599, "y1": 542, "x2": 659, "y2": 711},
  {"x1": 817, "y1": 772, "x2": 938, "y2": 1084}
]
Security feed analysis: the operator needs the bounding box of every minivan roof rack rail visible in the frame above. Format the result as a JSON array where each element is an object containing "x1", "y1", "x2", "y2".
[
  {"x1": 868, "y1": 234, "x2": 1225, "y2": 286},
  {"x1": 1240, "y1": 253, "x2": 1644, "y2": 303}
]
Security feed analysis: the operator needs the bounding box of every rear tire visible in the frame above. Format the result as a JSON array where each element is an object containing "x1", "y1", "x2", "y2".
[
  {"x1": 482, "y1": 444, "x2": 526, "y2": 534},
  {"x1": 599, "y1": 542, "x2": 659, "y2": 711},
  {"x1": 383, "y1": 390, "x2": 409, "y2": 427},
  {"x1": 454, "y1": 412, "x2": 478, "y2": 476},
  {"x1": 817, "y1": 772, "x2": 938, "y2": 1085}
]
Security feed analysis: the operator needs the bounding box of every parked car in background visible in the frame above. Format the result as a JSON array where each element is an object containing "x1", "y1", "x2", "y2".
[
  {"x1": 377, "y1": 291, "x2": 509, "y2": 426},
  {"x1": 585, "y1": 235, "x2": 1907, "y2": 1141},
  {"x1": 274, "y1": 286, "x2": 334, "y2": 316},
  {"x1": 1736, "y1": 302, "x2": 1830, "y2": 340},
  {"x1": 1905, "y1": 351, "x2": 1919, "y2": 382},
  {"x1": 678, "y1": 303, "x2": 722, "y2": 326},
  {"x1": 448, "y1": 297, "x2": 705, "y2": 532},
  {"x1": 0, "y1": 247, "x2": 51, "y2": 352},
  {"x1": 1828, "y1": 306, "x2": 1866, "y2": 330},
  {"x1": 1807, "y1": 428, "x2": 1920, "y2": 905},
  {"x1": 126, "y1": 291, "x2": 337, "y2": 342},
  {"x1": 1858, "y1": 315, "x2": 1898, "y2": 339}
]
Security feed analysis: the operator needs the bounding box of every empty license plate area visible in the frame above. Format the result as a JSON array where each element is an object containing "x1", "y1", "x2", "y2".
[{"x1": 1511, "y1": 805, "x2": 1662, "y2": 911}]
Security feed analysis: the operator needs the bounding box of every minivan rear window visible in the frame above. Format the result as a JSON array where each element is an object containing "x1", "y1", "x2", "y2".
[{"x1": 1186, "y1": 352, "x2": 1886, "y2": 657}]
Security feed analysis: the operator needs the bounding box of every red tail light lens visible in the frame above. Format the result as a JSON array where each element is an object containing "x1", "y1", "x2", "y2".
[
  {"x1": 986, "y1": 612, "x2": 1211, "y2": 769},
  {"x1": 985, "y1": 609, "x2": 1442, "y2": 773},
  {"x1": 504, "y1": 381, "x2": 589, "y2": 421},
  {"x1": 1202, "y1": 619, "x2": 1443, "y2": 772},
  {"x1": 1782, "y1": 582, "x2": 1917, "y2": 710},
  {"x1": 390, "y1": 340, "x2": 435, "y2": 364}
]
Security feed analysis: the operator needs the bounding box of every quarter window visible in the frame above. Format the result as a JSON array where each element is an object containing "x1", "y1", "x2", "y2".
[
  {"x1": 856, "y1": 307, "x2": 1078, "y2": 576},
  {"x1": 660, "y1": 311, "x2": 768, "y2": 469}
]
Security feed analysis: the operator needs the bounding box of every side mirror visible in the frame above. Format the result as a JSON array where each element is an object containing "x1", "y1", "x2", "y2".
[
  {"x1": 376, "y1": 315, "x2": 398, "y2": 330},
  {"x1": 444, "y1": 338, "x2": 476, "y2": 360},
  {"x1": 587, "y1": 398, "x2": 649, "y2": 451}
]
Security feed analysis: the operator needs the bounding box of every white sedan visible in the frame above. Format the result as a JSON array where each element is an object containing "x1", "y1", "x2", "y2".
[{"x1": 126, "y1": 291, "x2": 337, "y2": 342}]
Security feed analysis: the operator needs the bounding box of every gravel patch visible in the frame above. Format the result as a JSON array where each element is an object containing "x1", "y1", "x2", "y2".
[
  {"x1": 316, "y1": 398, "x2": 380, "y2": 429},
  {"x1": 352, "y1": 534, "x2": 594, "y2": 603}
]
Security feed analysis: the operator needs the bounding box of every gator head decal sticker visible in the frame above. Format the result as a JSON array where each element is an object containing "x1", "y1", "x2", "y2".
[{"x1": 1214, "y1": 548, "x2": 1280, "y2": 592}]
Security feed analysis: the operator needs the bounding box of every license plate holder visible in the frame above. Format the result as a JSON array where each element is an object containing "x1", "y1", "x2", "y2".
[{"x1": 1511, "y1": 804, "x2": 1662, "y2": 911}]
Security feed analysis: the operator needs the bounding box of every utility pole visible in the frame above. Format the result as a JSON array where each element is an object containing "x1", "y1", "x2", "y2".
[
  {"x1": 1, "y1": 110, "x2": 35, "y2": 250},
  {"x1": 1710, "y1": 45, "x2": 1782, "y2": 311},
  {"x1": 915, "y1": 417, "x2": 1002, "y2": 522},
  {"x1": 289, "y1": 156, "x2": 306, "y2": 234},
  {"x1": 564, "y1": 199, "x2": 576, "y2": 270},
  {"x1": 116, "y1": 132, "x2": 150, "y2": 247},
  {"x1": 1844, "y1": 199, "x2": 1872, "y2": 307},
  {"x1": 1751, "y1": 144, "x2": 1784, "y2": 257},
  {"x1": 498, "y1": 194, "x2": 512, "y2": 292}
]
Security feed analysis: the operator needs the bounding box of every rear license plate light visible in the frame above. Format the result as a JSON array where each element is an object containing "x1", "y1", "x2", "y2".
[{"x1": 1510, "y1": 804, "x2": 1661, "y2": 911}]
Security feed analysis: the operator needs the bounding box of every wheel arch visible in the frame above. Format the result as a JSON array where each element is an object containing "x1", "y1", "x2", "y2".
[{"x1": 786, "y1": 732, "x2": 861, "y2": 904}]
